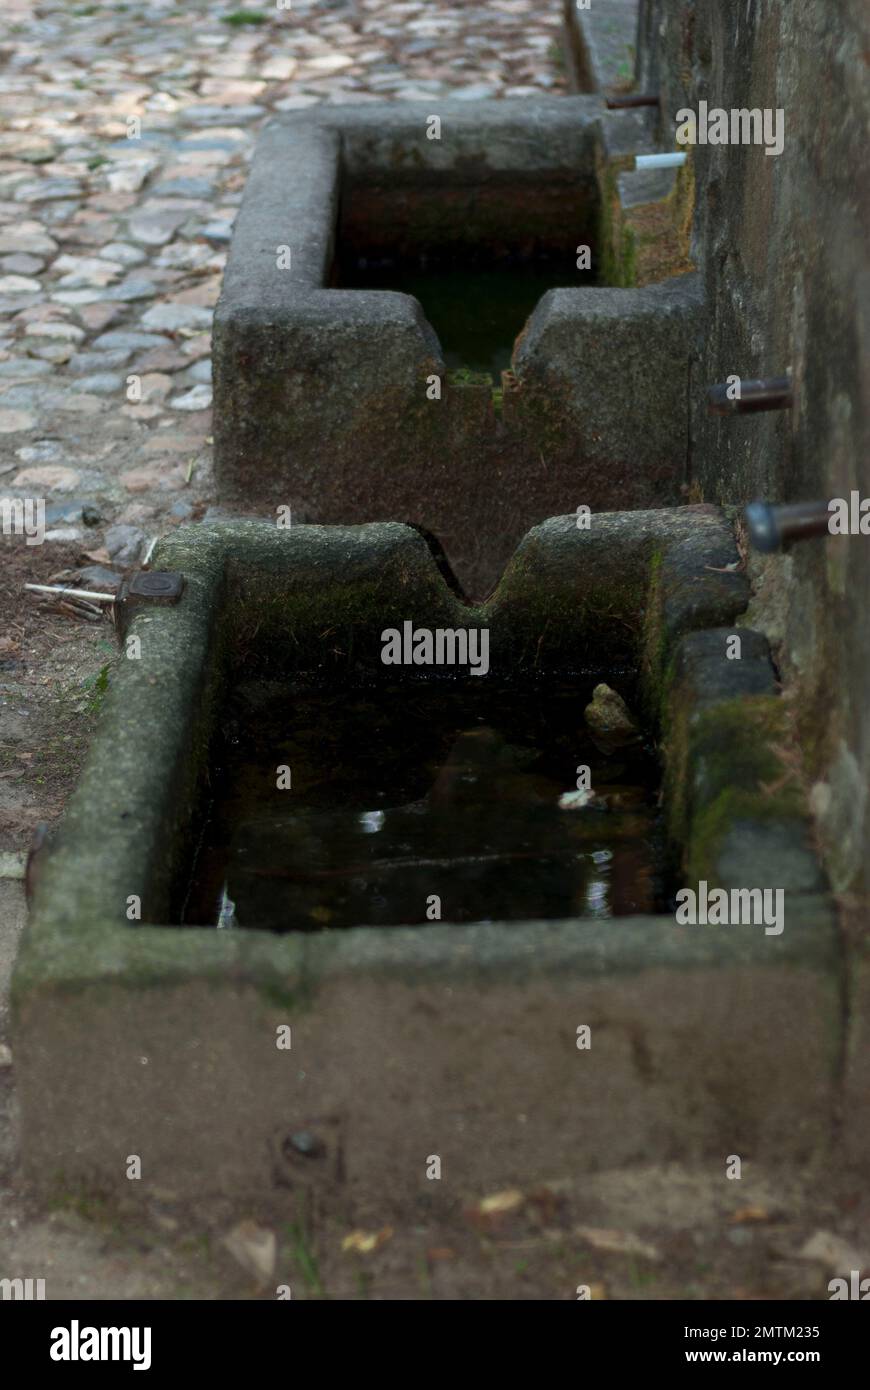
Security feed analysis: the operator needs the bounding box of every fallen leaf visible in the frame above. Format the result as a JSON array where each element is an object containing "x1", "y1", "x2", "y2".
[
  {"x1": 479, "y1": 1189, "x2": 524, "y2": 1216},
  {"x1": 222, "y1": 1220, "x2": 276, "y2": 1283},
  {"x1": 341, "y1": 1226, "x2": 393, "y2": 1255},
  {"x1": 80, "y1": 548, "x2": 112, "y2": 564},
  {"x1": 574, "y1": 1226, "x2": 661, "y2": 1262},
  {"x1": 731, "y1": 1205, "x2": 770, "y2": 1225}
]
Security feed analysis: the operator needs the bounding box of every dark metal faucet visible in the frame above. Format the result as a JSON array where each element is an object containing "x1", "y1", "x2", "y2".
[
  {"x1": 605, "y1": 92, "x2": 659, "y2": 109},
  {"x1": 708, "y1": 376, "x2": 792, "y2": 415},
  {"x1": 744, "y1": 501, "x2": 832, "y2": 552}
]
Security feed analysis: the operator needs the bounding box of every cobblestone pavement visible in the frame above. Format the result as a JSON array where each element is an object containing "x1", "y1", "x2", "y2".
[
  {"x1": 1, "y1": 2, "x2": 866, "y2": 1302},
  {"x1": 0, "y1": 0, "x2": 566, "y2": 555}
]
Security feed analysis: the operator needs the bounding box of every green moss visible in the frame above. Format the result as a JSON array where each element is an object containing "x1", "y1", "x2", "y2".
[
  {"x1": 221, "y1": 9, "x2": 268, "y2": 25},
  {"x1": 639, "y1": 545, "x2": 666, "y2": 721},
  {"x1": 84, "y1": 662, "x2": 111, "y2": 715},
  {"x1": 258, "y1": 976, "x2": 316, "y2": 1015},
  {"x1": 47, "y1": 1189, "x2": 125, "y2": 1225},
  {"x1": 446, "y1": 367, "x2": 493, "y2": 389},
  {"x1": 670, "y1": 154, "x2": 696, "y2": 259},
  {"x1": 687, "y1": 793, "x2": 805, "y2": 889},
  {"x1": 596, "y1": 161, "x2": 638, "y2": 288},
  {"x1": 664, "y1": 694, "x2": 807, "y2": 883}
]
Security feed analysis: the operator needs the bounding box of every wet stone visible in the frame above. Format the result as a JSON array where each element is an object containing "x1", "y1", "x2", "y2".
[
  {"x1": 152, "y1": 177, "x2": 216, "y2": 199},
  {"x1": 44, "y1": 499, "x2": 86, "y2": 524},
  {"x1": 0, "y1": 408, "x2": 36, "y2": 433},
  {"x1": 129, "y1": 346, "x2": 189, "y2": 373},
  {"x1": 13, "y1": 440, "x2": 65, "y2": 465},
  {"x1": 74, "y1": 373, "x2": 124, "y2": 395},
  {"x1": 0, "y1": 295, "x2": 43, "y2": 314},
  {"x1": 51, "y1": 291, "x2": 104, "y2": 308},
  {"x1": 11, "y1": 464, "x2": 80, "y2": 490},
  {"x1": 68, "y1": 349, "x2": 134, "y2": 374},
  {"x1": 0, "y1": 227, "x2": 58, "y2": 256},
  {"x1": 183, "y1": 104, "x2": 265, "y2": 125},
  {"x1": 170, "y1": 383, "x2": 212, "y2": 410},
  {"x1": 0, "y1": 358, "x2": 52, "y2": 379},
  {"x1": 197, "y1": 220, "x2": 233, "y2": 243},
  {"x1": 142, "y1": 303, "x2": 212, "y2": 332},
  {"x1": 0, "y1": 254, "x2": 45, "y2": 275},
  {"x1": 127, "y1": 211, "x2": 188, "y2": 246},
  {"x1": 27, "y1": 320, "x2": 84, "y2": 341},
  {"x1": 92, "y1": 330, "x2": 169, "y2": 351},
  {"x1": 185, "y1": 358, "x2": 212, "y2": 384},
  {"x1": 102, "y1": 276, "x2": 161, "y2": 302},
  {"x1": 13, "y1": 178, "x2": 83, "y2": 202},
  {"x1": 101, "y1": 242, "x2": 148, "y2": 266},
  {"x1": 0, "y1": 275, "x2": 42, "y2": 294}
]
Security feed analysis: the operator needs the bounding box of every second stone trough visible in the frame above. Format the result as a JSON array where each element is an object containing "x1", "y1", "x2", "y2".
[{"x1": 213, "y1": 97, "x2": 700, "y2": 598}]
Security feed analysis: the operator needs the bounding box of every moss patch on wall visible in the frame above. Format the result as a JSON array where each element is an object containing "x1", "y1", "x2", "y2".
[
  {"x1": 665, "y1": 692, "x2": 808, "y2": 884},
  {"x1": 623, "y1": 156, "x2": 696, "y2": 287}
]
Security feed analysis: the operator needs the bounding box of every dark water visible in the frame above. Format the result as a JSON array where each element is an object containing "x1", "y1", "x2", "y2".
[
  {"x1": 178, "y1": 682, "x2": 665, "y2": 932},
  {"x1": 335, "y1": 258, "x2": 593, "y2": 377}
]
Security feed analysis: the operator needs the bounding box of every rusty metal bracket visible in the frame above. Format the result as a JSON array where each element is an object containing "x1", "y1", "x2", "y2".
[
  {"x1": 118, "y1": 570, "x2": 185, "y2": 608},
  {"x1": 26, "y1": 569, "x2": 187, "y2": 644},
  {"x1": 115, "y1": 570, "x2": 185, "y2": 637}
]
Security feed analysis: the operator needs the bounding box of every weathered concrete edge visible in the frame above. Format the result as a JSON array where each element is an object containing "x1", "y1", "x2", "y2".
[
  {"x1": 215, "y1": 96, "x2": 674, "y2": 335},
  {"x1": 562, "y1": 0, "x2": 643, "y2": 97},
  {"x1": 515, "y1": 269, "x2": 704, "y2": 388},
  {"x1": 265, "y1": 96, "x2": 606, "y2": 172},
  {"x1": 12, "y1": 904, "x2": 839, "y2": 1008}
]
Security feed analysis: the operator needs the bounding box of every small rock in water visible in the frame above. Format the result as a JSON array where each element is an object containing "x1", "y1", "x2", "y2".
[
  {"x1": 558, "y1": 788, "x2": 600, "y2": 811},
  {"x1": 584, "y1": 684, "x2": 639, "y2": 736},
  {"x1": 216, "y1": 882, "x2": 236, "y2": 928}
]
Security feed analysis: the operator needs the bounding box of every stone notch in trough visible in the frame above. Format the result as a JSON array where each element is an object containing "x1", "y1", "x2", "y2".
[
  {"x1": 14, "y1": 508, "x2": 839, "y2": 1205},
  {"x1": 213, "y1": 98, "x2": 703, "y2": 598}
]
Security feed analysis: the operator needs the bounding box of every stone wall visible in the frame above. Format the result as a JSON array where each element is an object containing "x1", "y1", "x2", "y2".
[{"x1": 637, "y1": 0, "x2": 870, "y2": 895}]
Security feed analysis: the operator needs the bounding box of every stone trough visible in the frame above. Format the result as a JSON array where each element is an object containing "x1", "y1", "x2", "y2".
[
  {"x1": 213, "y1": 98, "x2": 701, "y2": 597},
  {"x1": 14, "y1": 509, "x2": 837, "y2": 1206}
]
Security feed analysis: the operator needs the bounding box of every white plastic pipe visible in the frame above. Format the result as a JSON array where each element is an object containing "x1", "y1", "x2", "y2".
[
  {"x1": 24, "y1": 583, "x2": 116, "y2": 603},
  {"x1": 634, "y1": 152, "x2": 687, "y2": 169}
]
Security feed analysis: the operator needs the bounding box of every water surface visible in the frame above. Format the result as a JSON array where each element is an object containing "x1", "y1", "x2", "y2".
[{"x1": 179, "y1": 681, "x2": 664, "y2": 931}]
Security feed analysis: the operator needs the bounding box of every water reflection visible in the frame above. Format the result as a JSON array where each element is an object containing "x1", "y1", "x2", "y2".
[{"x1": 182, "y1": 683, "x2": 665, "y2": 932}]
